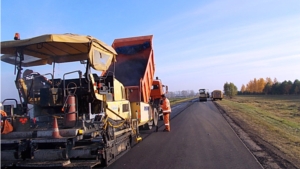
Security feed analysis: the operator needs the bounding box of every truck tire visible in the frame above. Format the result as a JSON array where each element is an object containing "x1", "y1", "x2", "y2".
[
  {"x1": 153, "y1": 108, "x2": 158, "y2": 127},
  {"x1": 159, "y1": 109, "x2": 163, "y2": 120},
  {"x1": 144, "y1": 107, "x2": 158, "y2": 130}
]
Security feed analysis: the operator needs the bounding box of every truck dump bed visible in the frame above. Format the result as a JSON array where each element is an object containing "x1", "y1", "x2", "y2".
[{"x1": 106, "y1": 35, "x2": 155, "y2": 103}]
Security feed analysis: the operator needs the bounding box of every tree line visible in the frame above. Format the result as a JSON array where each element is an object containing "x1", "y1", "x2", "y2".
[
  {"x1": 240, "y1": 78, "x2": 300, "y2": 95},
  {"x1": 167, "y1": 90, "x2": 196, "y2": 98},
  {"x1": 166, "y1": 78, "x2": 300, "y2": 99}
]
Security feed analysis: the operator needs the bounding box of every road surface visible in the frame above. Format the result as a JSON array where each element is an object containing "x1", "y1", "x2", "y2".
[{"x1": 105, "y1": 99, "x2": 263, "y2": 169}]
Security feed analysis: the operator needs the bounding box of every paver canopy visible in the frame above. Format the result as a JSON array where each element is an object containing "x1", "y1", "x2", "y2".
[{"x1": 0, "y1": 33, "x2": 117, "y2": 71}]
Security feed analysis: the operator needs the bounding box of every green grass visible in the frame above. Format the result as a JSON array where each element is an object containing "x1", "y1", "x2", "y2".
[
  {"x1": 169, "y1": 97, "x2": 196, "y2": 106},
  {"x1": 217, "y1": 95, "x2": 300, "y2": 165}
]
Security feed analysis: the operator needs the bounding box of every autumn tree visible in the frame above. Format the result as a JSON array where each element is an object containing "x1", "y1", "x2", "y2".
[
  {"x1": 242, "y1": 77, "x2": 267, "y2": 94},
  {"x1": 247, "y1": 80, "x2": 254, "y2": 93},
  {"x1": 253, "y1": 78, "x2": 258, "y2": 92},
  {"x1": 257, "y1": 78, "x2": 265, "y2": 93},
  {"x1": 265, "y1": 77, "x2": 273, "y2": 85},
  {"x1": 241, "y1": 84, "x2": 246, "y2": 93}
]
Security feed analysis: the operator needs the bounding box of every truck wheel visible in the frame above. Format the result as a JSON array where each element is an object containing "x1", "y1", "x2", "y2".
[
  {"x1": 141, "y1": 108, "x2": 158, "y2": 130},
  {"x1": 153, "y1": 108, "x2": 158, "y2": 127},
  {"x1": 159, "y1": 109, "x2": 163, "y2": 120}
]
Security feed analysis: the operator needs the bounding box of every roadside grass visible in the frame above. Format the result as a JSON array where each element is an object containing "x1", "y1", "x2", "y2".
[
  {"x1": 216, "y1": 95, "x2": 300, "y2": 166},
  {"x1": 169, "y1": 97, "x2": 196, "y2": 106}
]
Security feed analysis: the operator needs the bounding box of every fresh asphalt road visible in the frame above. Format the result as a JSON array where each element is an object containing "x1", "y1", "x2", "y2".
[{"x1": 106, "y1": 99, "x2": 263, "y2": 169}]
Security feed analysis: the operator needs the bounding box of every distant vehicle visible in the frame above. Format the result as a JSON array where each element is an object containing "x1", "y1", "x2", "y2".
[
  {"x1": 199, "y1": 89, "x2": 208, "y2": 102},
  {"x1": 211, "y1": 90, "x2": 223, "y2": 101}
]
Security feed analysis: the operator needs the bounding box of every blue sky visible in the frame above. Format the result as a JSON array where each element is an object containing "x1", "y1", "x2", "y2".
[{"x1": 1, "y1": 0, "x2": 300, "y2": 100}]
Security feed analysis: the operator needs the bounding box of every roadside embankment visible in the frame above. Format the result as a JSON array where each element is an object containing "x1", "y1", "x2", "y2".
[{"x1": 214, "y1": 95, "x2": 300, "y2": 169}]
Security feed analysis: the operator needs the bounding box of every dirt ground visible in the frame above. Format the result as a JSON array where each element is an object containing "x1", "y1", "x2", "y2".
[{"x1": 214, "y1": 102, "x2": 300, "y2": 169}]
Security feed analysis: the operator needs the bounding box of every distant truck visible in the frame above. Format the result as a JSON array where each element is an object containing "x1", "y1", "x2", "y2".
[
  {"x1": 211, "y1": 90, "x2": 223, "y2": 101},
  {"x1": 199, "y1": 89, "x2": 208, "y2": 102}
]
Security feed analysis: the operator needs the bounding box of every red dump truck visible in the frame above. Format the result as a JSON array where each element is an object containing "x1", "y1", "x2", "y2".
[{"x1": 105, "y1": 35, "x2": 168, "y2": 126}]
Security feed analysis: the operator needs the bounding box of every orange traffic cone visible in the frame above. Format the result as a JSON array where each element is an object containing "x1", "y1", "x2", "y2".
[
  {"x1": 1, "y1": 120, "x2": 13, "y2": 134},
  {"x1": 52, "y1": 116, "x2": 62, "y2": 138}
]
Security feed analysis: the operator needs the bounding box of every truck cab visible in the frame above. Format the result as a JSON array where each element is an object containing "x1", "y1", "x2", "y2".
[{"x1": 150, "y1": 77, "x2": 168, "y2": 120}]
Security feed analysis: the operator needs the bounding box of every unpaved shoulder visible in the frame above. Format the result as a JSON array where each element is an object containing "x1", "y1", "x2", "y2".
[{"x1": 214, "y1": 102, "x2": 299, "y2": 169}]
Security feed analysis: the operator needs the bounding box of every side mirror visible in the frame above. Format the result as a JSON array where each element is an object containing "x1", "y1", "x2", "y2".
[{"x1": 80, "y1": 60, "x2": 87, "y2": 64}]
